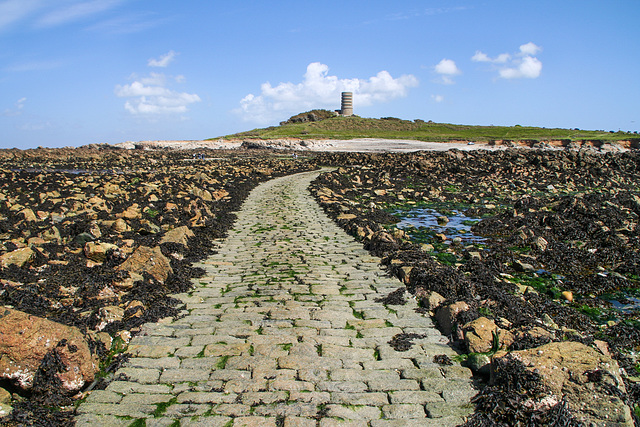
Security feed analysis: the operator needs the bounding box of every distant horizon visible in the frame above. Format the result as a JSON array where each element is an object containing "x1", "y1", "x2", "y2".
[{"x1": 1, "y1": 1, "x2": 639, "y2": 149}]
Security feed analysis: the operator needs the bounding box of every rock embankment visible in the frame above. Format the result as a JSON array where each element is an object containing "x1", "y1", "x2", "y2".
[{"x1": 310, "y1": 149, "x2": 639, "y2": 426}]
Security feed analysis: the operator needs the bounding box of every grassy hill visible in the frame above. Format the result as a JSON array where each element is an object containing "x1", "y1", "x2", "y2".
[{"x1": 221, "y1": 112, "x2": 638, "y2": 143}]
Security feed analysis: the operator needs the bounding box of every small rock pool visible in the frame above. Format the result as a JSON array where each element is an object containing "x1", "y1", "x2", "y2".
[{"x1": 393, "y1": 207, "x2": 486, "y2": 244}]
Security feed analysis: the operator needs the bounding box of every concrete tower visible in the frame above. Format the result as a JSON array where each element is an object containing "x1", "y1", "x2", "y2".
[{"x1": 340, "y1": 92, "x2": 353, "y2": 116}]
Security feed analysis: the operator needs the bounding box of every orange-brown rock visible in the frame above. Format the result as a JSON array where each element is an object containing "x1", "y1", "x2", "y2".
[
  {"x1": 462, "y1": 316, "x2": 514, "y2": 353},
  {"x1": 116, "y1": 245, "x2": 172, "y2": 282},
  {"x1": 0, "y1": 247, "x2": 34, "y2": 269},
  {"x1": 0, "y1": 308, "x2": 98, "y2": 393},
  {"x1": 160, "y1": 225, "x2": 195, "y2": 247}
]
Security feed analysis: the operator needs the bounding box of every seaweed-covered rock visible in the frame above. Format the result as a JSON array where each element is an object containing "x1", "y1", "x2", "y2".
[
  {"x1": 493, "y1": 341, "x2": 633, "y2": 426},
  {"x1": 0, "y1": 308, "x2": 98, "y2": 393}
]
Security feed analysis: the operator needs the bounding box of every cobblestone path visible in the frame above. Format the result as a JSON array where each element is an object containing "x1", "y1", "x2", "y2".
[{"x1": 76, "y1": 170, "x2": 476, "y2": 427}]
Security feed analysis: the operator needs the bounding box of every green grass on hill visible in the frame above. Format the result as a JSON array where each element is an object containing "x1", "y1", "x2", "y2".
[{"x1": 219, "y1": 114, "x2": 638, "y2": 143}]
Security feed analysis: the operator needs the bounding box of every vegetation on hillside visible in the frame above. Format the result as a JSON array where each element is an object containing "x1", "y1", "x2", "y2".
[{"x1": 221, "y1": 114, "x2": 639, "y2": 143}]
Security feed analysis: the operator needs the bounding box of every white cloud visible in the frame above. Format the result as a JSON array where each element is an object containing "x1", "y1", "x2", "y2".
[
  {"x1": 116, "y1": 52, "x2": 200, "y2": 116},
  {"x1": 471, "y1": 51, "x2": 510, "y2": 63},
  {"x1": 499, "y1": 56, "x2": 542, "y2": 79},
  {"x1": 435, "y1": 59, "x2": 460, "y2": 75},
  {"x1": 148, "y1": 51, "x2": 177, "y2": 68},
  {"x1": 519, "y1": 42, "x2": 542, "y2": 56},
  {"x1": 431, "y1": 94, "x2": 444, "y2": 103},
  {"x1": 473, "y1": 42, "x2": 542, "y2": 79},
  {"x1": 237, "y1": 62, "x2": 418, "y2": 124},
  {"x1": 434, "y1": 59, "x2": 461, "y2": 85},
  {"x1": 471, "y1": 51, "x2": 490, "y2": 62},
  {"x1": 115, "y1": 74, "x2": 200, "y2": 115}
]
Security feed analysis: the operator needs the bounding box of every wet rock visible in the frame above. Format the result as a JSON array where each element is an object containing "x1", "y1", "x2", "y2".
[
  {"x1": 115, "y1": 245, "x2": 172, "y2": 283},
  {"x1": 0, "y1": 308, "x2": 98, "y2": 393},
  {"x1": 211, "y1": 189, "x2": 229, "y2": 201},
  {"x1": 74, "y1": 232, "x2": 94, "y2": 245},
  {"x1": 437, "y1": 215, "x2": 449, "y2": 225},
  {"x1": 512, "y1": 260, "x2": 535, "y2": 272},
  {"x1": 0, "y1": 402, "x2": 10, "y2": 419},
  {"x1": 494, "y1": 341, "x2": 633, "y2": 426}
]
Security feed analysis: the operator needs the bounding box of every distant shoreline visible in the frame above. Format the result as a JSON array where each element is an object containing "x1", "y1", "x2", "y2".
[{"x1": 110, "y1": 137, "x2": 635, "y2": 153}]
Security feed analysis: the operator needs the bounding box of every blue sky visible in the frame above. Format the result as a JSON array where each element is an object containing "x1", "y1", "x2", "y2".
[{"x1": 1, "y1": 1, "x2": 639, "y2": 148}]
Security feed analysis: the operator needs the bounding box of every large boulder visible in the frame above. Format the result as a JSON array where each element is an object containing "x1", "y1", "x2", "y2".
[
  {"x1": 492, "y1": 341, "x2": 633, "y2": 426},
  {"x1": 0, "y1": 308, "x2": 99, "y2": 394},
  {"x1": 116, "y1": 245, "x2": 172, "y2": 282}
]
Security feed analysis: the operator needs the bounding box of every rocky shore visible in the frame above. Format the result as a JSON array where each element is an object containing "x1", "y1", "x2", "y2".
[
  {"x1": 309, "y1": 149, "x2": 640, "y2": 426},
  {"x1": 0, "y1": 143, "x2": 638, "y2": 426}
]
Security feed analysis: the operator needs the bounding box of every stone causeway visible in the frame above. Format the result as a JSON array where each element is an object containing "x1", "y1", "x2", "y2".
[{"x1": 76, "y1": 169, "x2": 476, "y2": 426}]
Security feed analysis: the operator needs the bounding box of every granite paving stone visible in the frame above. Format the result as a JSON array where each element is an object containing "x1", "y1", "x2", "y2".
[{"x1": 75, "y1": 170, "x2": 475, "y2": 426}]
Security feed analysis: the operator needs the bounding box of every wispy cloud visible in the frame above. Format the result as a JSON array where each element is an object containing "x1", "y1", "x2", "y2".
[
  {"x1": 37, "y1": 0, "x2": 123, "y2": 28},
  {"x1": 0, "y1": 0, "x2": 41, "y2": 31},
  {"x1": 473, "y1": 42, "x2": 543, "y2": 79},
  {"x1": 4, "y1": 59, "x2": 63, "y2": 72},
  {"x1": 434, "y1": 59, "x2": 461, "y2": 85},
  {"x1": 431, "y1": 94, "x2": 444, "y2": 103},
  {"x1": 85, "y1": 12, "x2": 164, "y2": 34},
  {"x1": 0, "y1": 0, "x2": 126, "y2": 31},
  {"x1": 1, "y1": 97, "x2": 26, "y2": 117},
  {"x1": 236, "y1": 62, "x2": 419, "y2": 124},
  {"x1": 148, "y1": 51, "x2": 177, "y2": 68}
]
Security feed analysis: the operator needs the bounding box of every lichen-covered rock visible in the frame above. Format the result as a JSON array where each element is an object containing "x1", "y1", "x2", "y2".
[{"x1": 0, "y1": 308, "x2": 98, "y2": 393}]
